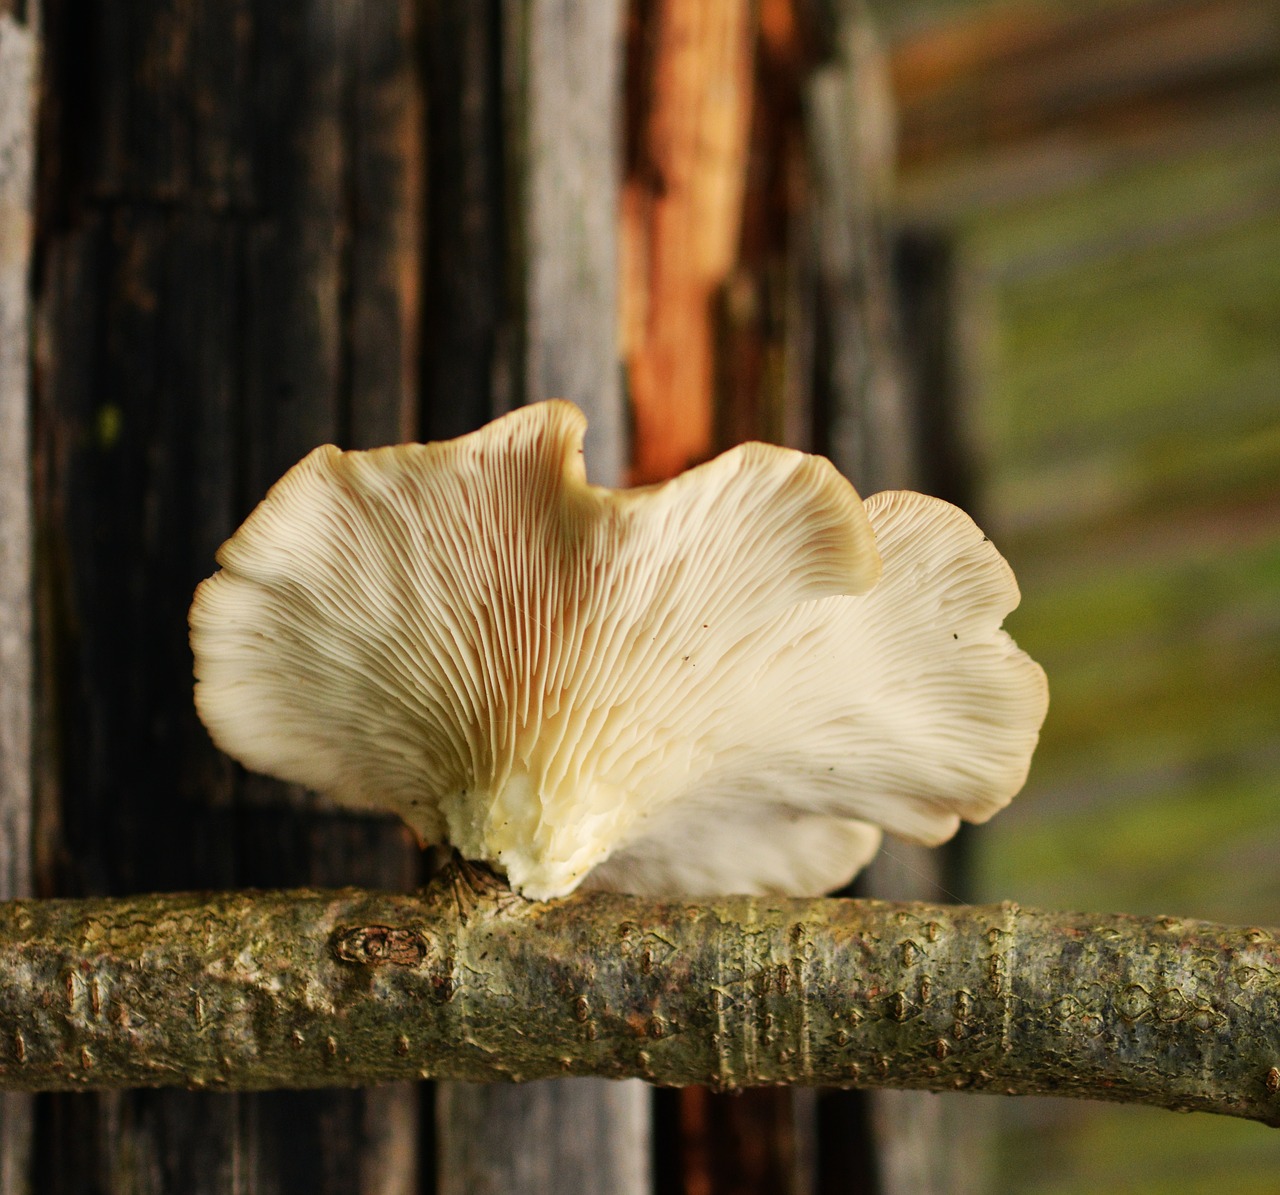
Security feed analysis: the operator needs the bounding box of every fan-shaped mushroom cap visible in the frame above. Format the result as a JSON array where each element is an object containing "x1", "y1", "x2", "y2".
[{"x1": 191, "y1": 401, "x2": 1046, "y2": 899}]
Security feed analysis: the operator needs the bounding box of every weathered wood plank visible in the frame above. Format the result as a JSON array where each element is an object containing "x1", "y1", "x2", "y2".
[
  {"x1": 504, "y1": 0, "x2": 627, "y2": 483},
  {"x1": 239, "y1": 5, "x2": 425, "y2": 1192},
  {"x1": 437, "y1": 1082, "x2": 650, "y2": 1195},
  {"x1": 347, "y1": 0, "x2": 423, "y2": 451},
  {"x1": 713, "y1": 0, "x2": 816, "y2": 458},
  {"x1": 434, "y1": 4, "x2": 646, "y2": 1193},
  {"x1": 0, "y1": 3, "x2": 36, "y2": 913},
  {"x1": 687, "y1": 7, "x2": 830, "y2": 1189},
  {"x1": 34, "y1": 196, "x2": 250, "y2": 1195},
  {"x1": 0, "y1": 11, "x2": 36, "y2": 1193}
]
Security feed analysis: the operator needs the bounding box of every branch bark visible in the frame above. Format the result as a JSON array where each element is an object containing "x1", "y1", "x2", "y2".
[{"x1": 1, "y1": 865, "x2": 1278, "y2": 1125}]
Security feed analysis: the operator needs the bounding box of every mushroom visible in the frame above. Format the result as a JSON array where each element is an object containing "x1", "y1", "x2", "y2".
[{"x1": 190, "y1": 401, "x2": 1047, "y2": 900}]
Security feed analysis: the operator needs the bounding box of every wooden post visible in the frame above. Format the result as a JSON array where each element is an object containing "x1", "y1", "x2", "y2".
[
  {"x1": 32, "y1": 2, "x2": 423, "y2": 1190},
  {"x1": 0, "y1": 7, "x2": 36, "y2": 1191},
  {"x1": 506, "y1": 0, "x2": 628, "y2": 483},
  {"x1": 433, "y1": 4, "x2": 650, "y2": 1193}
]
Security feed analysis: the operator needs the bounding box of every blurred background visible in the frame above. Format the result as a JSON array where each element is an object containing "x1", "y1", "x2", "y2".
[
  {"x1": 877, "y1": 1, "x2": 1280, "y2": 1190},
  {"x1": 1, "y1": 0, "x2": 1276, "y2": 1191}
]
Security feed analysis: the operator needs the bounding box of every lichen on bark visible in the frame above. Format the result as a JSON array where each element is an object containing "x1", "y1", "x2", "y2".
[{"x1": 0, "y1": 861, "x2": 1276, "y2": 1124}]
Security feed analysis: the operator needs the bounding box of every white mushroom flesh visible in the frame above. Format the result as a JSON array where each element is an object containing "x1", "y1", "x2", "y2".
[{"x1": 190, "y1": 401, "x2": 1047, "y2": 899}]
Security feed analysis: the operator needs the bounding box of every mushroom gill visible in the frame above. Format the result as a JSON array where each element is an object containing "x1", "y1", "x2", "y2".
[{"x1": 190, "y1": 401, "x2": 1046, "y2": 899}]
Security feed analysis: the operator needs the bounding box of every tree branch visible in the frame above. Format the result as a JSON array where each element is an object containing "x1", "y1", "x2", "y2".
[{"x1": 1, "y1": 863, "x2": 1277, "y2": 1124}]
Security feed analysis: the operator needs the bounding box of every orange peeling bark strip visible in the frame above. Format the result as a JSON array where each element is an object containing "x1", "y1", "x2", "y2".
[{"x1": 622, "y1": 1, "x2": 755, "y2": 483}]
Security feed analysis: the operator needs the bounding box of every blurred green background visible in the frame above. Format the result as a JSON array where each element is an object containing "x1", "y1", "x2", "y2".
[
  {"x1": 972, "y1": 135, "x2": 1280, "y2": 1195},
  {"x1": 876, "y1": 0, "x2": 1280, "y2": 1188}
]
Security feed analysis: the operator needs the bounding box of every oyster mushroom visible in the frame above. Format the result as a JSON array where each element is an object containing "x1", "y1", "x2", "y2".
[{"x1": 190, "y1": 401, "x2": 1046, "y2": 899}]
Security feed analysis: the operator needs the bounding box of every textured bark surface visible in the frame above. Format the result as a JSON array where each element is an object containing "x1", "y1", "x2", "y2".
[{"x1": 0, "y1": 872, "x2": 1278, "y2": 1126}]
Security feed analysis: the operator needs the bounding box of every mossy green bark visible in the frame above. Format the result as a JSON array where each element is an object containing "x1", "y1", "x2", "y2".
[{"x1": 0, "y1": 863, "x2": 1277, "y2": 1123}]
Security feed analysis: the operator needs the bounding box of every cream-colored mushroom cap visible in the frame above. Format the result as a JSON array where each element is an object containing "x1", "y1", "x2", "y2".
[{"x1": 190, "y1": 400, "x2": 1047, "y2": 899}]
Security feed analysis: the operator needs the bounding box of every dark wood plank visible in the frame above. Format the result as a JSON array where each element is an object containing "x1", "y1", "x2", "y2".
[
  {"x1": 348, "y1": 0, "x2": 422, "y2": 450},
  {"x1": 31, "y1": 2, "x2": 425, "y2": 1190},
  {"x1": 237, "y1": 3, "x2": 424, "y2": 1190},
  {"x1": 34, "y1": 199, "x2": 250, "y2": 1195},
  {"x1": 509, "y1": 0, "x2": 628, "y2": 483},
  {"x1": 805, "y1": 4, "x2": 914, "y2": 496},
  {"x1": 422, "y1": 0, "x2": 507, "y2": 441}
]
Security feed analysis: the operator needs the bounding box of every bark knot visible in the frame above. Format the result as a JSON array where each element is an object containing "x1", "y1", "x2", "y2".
[{"x1": 331, "y1": 924, "x2": 429, "y2": 967}]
